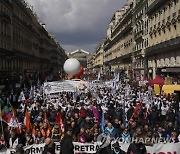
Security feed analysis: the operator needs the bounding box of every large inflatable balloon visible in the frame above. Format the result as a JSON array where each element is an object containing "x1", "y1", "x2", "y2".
[{"x1": 63, "y1": 58, "x2": 80, "y2": 75}]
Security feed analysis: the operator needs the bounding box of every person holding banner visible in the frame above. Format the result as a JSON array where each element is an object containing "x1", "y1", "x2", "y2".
[
  {"x1": 127, "y1": 141, "x2": 147, "y2": 154},
  {"x1": 60, "y1": 128, "x2": 74, "y2": 154},
  {"x1": 14, "y1": 144, "x2": 24, "y2": 154},
  {"x1": 42, "y1": 137, "x2": 55, "y2": 154},
  {"x1": 169, "y1": 131, "x2": 179, "y2": 143},
  {"x1": 8, "y1": 130, "x2": 22, "y2": 149}
]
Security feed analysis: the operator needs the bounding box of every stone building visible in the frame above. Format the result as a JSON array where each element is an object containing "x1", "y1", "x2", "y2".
[
  {"x1": 94, "y1": 0, "x2": 180, "y2": 81},
  {"x1": 69, "y1": 49, "x2": 90, "y2": 68},
  {"x1": 93, "y1": 39, "x2": 105, "y2": 74},
  {"x1": 0, "y1": 0, "x2": 67, "y2": 84},
  {"x1": 87, "y1": 54, "x2": 95, "y2": 73},
  {"x1": 133, "y1": 0, "x2": 149, "y2": 80},
  {"x1": 146, "y1": 0, "x2": 180, "y2": 79},
  {"x1": 104, "y1": 2, "x2": 134, "y2": 77}
]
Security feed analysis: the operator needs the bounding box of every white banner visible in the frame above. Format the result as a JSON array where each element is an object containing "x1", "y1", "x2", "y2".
[
  {"x1": 43, "y1": 80, "x2": 88, "y2": 94},
  {"x1": 1, "y1": 142, "x2": 180, "y2": 154}
]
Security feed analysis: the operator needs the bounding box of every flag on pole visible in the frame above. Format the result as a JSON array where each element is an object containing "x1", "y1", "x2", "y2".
[
  {"x1": 114, "y1": 72, "x2": 116, "y2": 80},
  {"x1": 24, "y1": 109, "x2": 32, "y2": 131},
  {"x1": 0, "y1": 99, "x2": 19, "y2": 128},
  {"x1": 112, "y1": 81, "x2": 116, "y2": 94},
  {"x1": 8, "y1": 117, "x2": 19, "y2": 128},
  {"x1": 29, "y1": 86, "x2": 34, "y2": 100},
  {"x1": 122, "y1": 100, "x2": 127, "y2": 128},
  {"x1": 116, "y1": 73, "x2": 120, "y2": 82},
  {"x1": 73, "y1": 87, "x2": 78, "y2": 102},
  {"x1": 97, "y1": 72, "x2": 100, "y2": 80},
  {"x1": 18, "y1": 91, "x2": 25, "y2": 102},
  {"x1": 90, "y1": 105, "x2": 100, "y2": 124},
  {"x1": 100, "y1": 110, "x2": 105, "y2": 133},
  {"x1": 133, "y1": 102, "x2": 142, "y2": 119},
  {"x1": 55, "y1": 112, "x2": 64, "y2": 133},
  {"x1": 0, "y1": 99, "x2": 5, "y2": 106},
  {"x1": 44, "y1": 112, "x2": 49, "y2": 124}
]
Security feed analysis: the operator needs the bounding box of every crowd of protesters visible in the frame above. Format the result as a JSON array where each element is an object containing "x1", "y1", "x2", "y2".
[{"x1": 0, "y1": 76, "x2": 180, "y2": 154}]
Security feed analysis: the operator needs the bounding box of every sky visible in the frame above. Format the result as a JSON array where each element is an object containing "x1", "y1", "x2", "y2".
[{"x1": 26, "y1": 0, "x2": 127, "y2": 53}]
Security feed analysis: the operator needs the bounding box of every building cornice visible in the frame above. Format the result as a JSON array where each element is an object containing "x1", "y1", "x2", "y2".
[
  {"x1": 105, "y1": 24, "x2": 132, "y2": 51},
  {"x1": 147, "y1": 0, "x2": 170, "y2": 15},
  {"x1": 146, "y1": 36, "x2": 180, "y2": 56}
]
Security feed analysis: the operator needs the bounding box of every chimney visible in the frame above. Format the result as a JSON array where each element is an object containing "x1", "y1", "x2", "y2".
[{"x1": 42, "y1": 23, "x2": 46, "y2": 29}]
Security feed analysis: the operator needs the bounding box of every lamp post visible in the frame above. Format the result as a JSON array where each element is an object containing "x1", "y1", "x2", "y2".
[{"x1": 149, "y1": 69, "x2": 152, "y2": 80}]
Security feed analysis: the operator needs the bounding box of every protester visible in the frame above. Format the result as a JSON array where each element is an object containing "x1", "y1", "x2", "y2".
[
  {"x1": 121, "y1": 128, "x2": 131, "y2": 143},
  {"x1": 43, "y1": 137, "x2": 55, "y2": 154},
  {"x1": 127, "y1": 142, "x2": 147, "y2": 154},
  {"x1": 8, "y1": 130, "x2": 22, "y2": 148},
  {"x1": 0, "y1": 76, "x2": 179, "y2": 154},
  {"x1": 60, "y1": 128, "x2": 74, "y2": 154},
  {"x1": 104, "y1": 123, "x2": 119, "y2": 138},
  {"x1": 14, "y1": 144, "x2": 24, "y2": 154},
  {"x1": 98, "y1": 142, "x2": 126, "y2": 154}
]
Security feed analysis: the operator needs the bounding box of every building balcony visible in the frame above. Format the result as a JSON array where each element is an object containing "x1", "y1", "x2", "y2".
[
  {"x1": 146, "y1": 36, "x2": 180, "y2": 56},
  {"x1": 107, "y1": 24, "x2": 132, "y2": 50},
  {"x1": 13, "y1": 0, "x2": 32, "y2": 19},
  {"x1": 111, "y1": 15, "x2": 132, "y2": 38},
  {"x1": 0, "y1": 48, "x2": 14, "y2": 57},
  {"x1": 3, "y1": 0, "x2": 13, "y2": 7},
  {"x1": 0, "y1": 12, "x2": 11, "y2": 23},
  {"x1": 147, "y1": 0, "x2": 170, "y2": 15},
  {"x1": 117, "y1": 23, "x2": 132, "y2": 38},
  {"x1": 134, "y1": 30, "x2": 143, "y2": 40},
  {"x1": 13, "y1": 14, "x2": 33, "y2": 32},
  {"x1": 135, "y1": 0, "x2": 144, "y2": 8},
  {"x1": 104, "y1": 52, "x2": 132, "y2": 65}
]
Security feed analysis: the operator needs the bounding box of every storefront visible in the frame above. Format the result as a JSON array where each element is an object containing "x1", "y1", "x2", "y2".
[{"x1": 160, "y1": 67, "x2": 180, "y2": 84}]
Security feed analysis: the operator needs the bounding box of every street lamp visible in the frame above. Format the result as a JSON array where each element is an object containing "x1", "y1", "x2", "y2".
[{"x1": 149, "y1": 69, "x2": 152, "y2": 73}]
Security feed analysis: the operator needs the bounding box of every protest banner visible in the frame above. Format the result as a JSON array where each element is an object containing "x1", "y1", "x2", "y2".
[{"x1": 1, "y1": 142, "x2": 180, "y2": 154}]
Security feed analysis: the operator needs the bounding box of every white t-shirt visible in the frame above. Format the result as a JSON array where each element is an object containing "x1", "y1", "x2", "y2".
[{"x1": 161, "y1": 105, "x2": 169, "y2": 115}]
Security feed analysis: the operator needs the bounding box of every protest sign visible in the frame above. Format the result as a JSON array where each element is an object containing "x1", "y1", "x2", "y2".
[{"x1": 1, "y1": 142, "x2": 180, "y2": 154}]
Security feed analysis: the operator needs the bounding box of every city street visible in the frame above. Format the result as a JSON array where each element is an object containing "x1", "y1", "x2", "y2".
[{"x1": 0, "y1": 0, "x2": 180, "y2": 154}]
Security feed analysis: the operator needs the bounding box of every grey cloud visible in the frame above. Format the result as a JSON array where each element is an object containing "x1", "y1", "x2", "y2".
[
  {"x1": 27, "y1": 0, "x2": 126, "y2": 52},
  {"x1": 63, "y1": 44, "x2": 97, "y2": 53},
  {"x1": 56, "y1": 30, "x2": 104, "y2": 45}
]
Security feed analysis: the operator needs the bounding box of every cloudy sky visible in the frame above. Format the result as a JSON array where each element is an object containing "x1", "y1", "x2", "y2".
[{"x1": 27, "y1": 0, "x2": 126, "y2": 52}]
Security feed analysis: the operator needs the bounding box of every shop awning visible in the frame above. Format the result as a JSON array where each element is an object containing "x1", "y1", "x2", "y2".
[
  {"x1": 148, "y1": 75, "x2": 164, "y2": 86},
  {"x1": 161, "y1": 68, "x2": 180, "y2": 73}
]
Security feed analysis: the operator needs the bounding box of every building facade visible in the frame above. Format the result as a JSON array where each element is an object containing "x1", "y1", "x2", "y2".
[
  {"x1": 69, "y1": 49, "x2": 90, "y2": 68},
  {"x1": 0, "y1": 0, "x2": 67, "y2": 84},
  {"x1": 93, "y1": 40, "x2": 105, "y2": 74},
  {"x1": 104, "y1": 2, "x2": 134, "y2": 77},
  {"x1": 146, "y1": 0, "x2": 180, "y2": 80},
  {"x1": 92, "y1": 0, "x2": 180, "y2": 81},
  {"x1": 87, "y1": 53, "x2": 95, "y2": 73},
  {"x1": 133, "y1": 0, "x2": 149, "y2": 80}
]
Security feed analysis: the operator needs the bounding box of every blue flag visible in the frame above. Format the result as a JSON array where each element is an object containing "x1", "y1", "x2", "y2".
[{"x1": 100, "y1": 110, "x2": 105, "y2": 133}]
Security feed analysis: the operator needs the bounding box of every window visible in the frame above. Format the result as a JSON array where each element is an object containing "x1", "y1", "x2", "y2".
[
  {"x1": 173, "y1": 12, "x2": 176, "y2": 18},
  {"x1": 162, "y1": 19, "x2": 165, "y2": 24}
]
